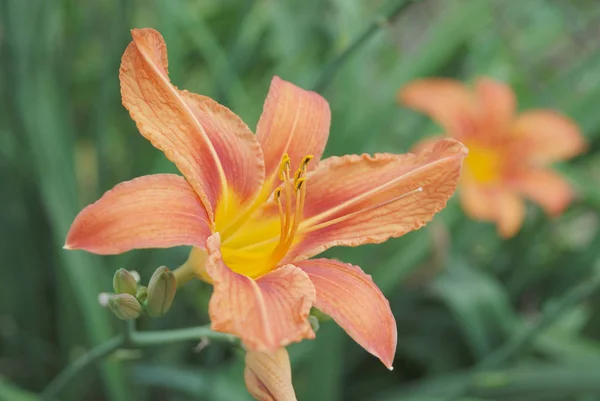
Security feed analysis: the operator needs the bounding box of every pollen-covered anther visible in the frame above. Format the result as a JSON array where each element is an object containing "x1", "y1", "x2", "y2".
[
  {"x1": 274, "y1": 187, "x2": 282, "y2": 203},
  {"x1": 278, "y1": 153, "x2": 292, "y2": 180},
  {"x1": 300, "y1": 155, "x2": 313, "y2": 171},
  {"x1": 295, "y1": 177, "x2": 306, "y2": 191}
]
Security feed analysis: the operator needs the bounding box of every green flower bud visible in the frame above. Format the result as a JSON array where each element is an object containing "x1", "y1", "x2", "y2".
[
  {"x1": 108, "y1": 294, "x2": 142, "y2": 320},
  {"x1": 136, "y1": 286, "x2": 148, "y2": 303},
  {"x1": 113, "y1": 268, "x2": 138, "y2": 295},
  {"x1": 146, "y1": 266, "x2": 177, "y2": 317}
]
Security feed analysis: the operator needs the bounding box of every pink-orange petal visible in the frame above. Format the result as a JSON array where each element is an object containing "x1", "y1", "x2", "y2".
[
  {"x1": 398, "y1": 78, "x2": 477, "y2": 139},
  {"x1": 510, "y1": 169, "x2": 573, "y2": 216},
  {"x1": 410, "y1": 135, "x2": 446, "y2": 154},
  {"x1": 205, "y1": 233, "x2": 316, "y2": 352},
  {"x1": 65, "y1": 174, "x2": 210, "y2": 254},
  {"x1": 459, "y1": 180, "x2": 497, "y2": 222},
  {"x1": 459, "y1": 180, "x2": 525, "y2": 238},
  {"x1": 514, "y1": 110, "x2": 586, "y2": 164},
  {"x1": 474, "y1": 77, "x2": 516, "y2": 133},
  {"x1": 285, "y1": 139, "x2": 467, "y2": 262},
  {"x1": 256, "y1": 77, "x2": 331, "y2": 191},
  {"x1": 496, "y1": 189, "x2": 525, "y2": 238},
  {"x1": 120, "y1": 28, "x2": 264, "y2": 220},
  {"x1": 296, "y1": 258, "x2": 397, "y2": 369},
  {"x1": 244, "y1": 349, "x2": 296, "y2": 401}
]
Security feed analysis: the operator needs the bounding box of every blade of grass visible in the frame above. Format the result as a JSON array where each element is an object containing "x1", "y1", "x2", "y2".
[{"x1": 0, "y1": 1, "x2": 128, "y2": 400}]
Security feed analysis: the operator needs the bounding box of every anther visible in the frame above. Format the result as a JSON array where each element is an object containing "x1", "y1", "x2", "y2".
[
  {"x1": 295, "y1": 177, "x2": 306, "y2": 191},
  {"x1": 300, "y1": 155, "x2": 313, "y2": 170},
  {"x1": 293, "y1": 169, "x2": 302, "y2": 184},
  {"x1": 278, "y1": 153, "x2": 292, "y2": 180}
]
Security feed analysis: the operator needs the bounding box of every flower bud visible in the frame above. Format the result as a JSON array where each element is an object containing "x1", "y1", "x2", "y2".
[
  {"x1": 245, "y1": 349, "x2": 296, "y2": 401},
  {"x1": 108, "y1": 294, "x2": 142, "y2": 320},
  {"x1": 136, "y1": 286, "x2": 148, "y2": 303},
  {"x1": 113, "y1": 268, "x2": 138, "y2": 295},
  {"x1": 146, "y1": 266, "x2": 177, "y2": 317}
]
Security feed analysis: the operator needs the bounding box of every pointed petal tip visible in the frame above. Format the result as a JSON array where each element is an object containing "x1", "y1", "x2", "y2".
[
  {"x1": 434, "y1": 138, "x2": 469, "y2": 156},
  {"x1": 296, "y1": 259, "x2": 397, "y2": 371},
  {"x1": 380, "y1": 352, "x2": 395, "y2": 371},
  {"x1": 63, "y1": 244, "x2": 72, "y2": 250}
]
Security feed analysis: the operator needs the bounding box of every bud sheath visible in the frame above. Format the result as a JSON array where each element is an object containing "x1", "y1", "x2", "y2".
[
  {"x1": 113, "y1": 268, "x2": 138, "y2": 296},
  {"x1": 146, "y1": 266, "x2": 177, "y2": 317},
  {"x1": 108, "y1": 294, "x2": 142, "y2": 320}
]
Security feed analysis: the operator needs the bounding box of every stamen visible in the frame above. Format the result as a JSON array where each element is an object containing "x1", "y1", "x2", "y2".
[
  {"x1": 299, "y1": 187, "x2": 424, "y2": 234},
  {"x1": 293, "y1": 169, "x2": 302, "y2": 185},
  {"x1": 295, "y1": 177, "x2": 306, "y2": 191},
  {"x1": 273, "y1": 187, "x2": 282, "y2": 203},
  {"x1": 274, "y1": 188, "x2": 286, "y2": 241},
  {"x1": 282, "y1": 170, "x2": 293, "y2": 238},
  {"x1": 300, "y1": 155, "x2": 313, "y2": 171},
  {"x1": 269, "y1": 155, "x2": 312, "y2": 264},
  {"x1": 278, "y1": 153, "x2": 291, "y2": 180},
  {"x1": 288, "y1": 178, "x2": 307, "y2": 241}
]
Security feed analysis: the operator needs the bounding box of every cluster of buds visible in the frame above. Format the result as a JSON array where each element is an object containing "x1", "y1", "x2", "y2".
[{"x1": 105, "y1": 266, "x2": 177, "y2": 320}]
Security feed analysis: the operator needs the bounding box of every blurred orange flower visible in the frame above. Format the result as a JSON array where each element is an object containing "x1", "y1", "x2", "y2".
[
  {"x1": 65, "y1": 28, "x2": 467, "y2": 371},
  {"x1": 399, "y1": 77, "x2": 585, "y2": 237}
]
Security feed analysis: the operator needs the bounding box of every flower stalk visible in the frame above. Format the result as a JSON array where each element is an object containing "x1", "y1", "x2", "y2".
[{"x1": 39, "y1": 323, "x2": 239, "y2": 401}]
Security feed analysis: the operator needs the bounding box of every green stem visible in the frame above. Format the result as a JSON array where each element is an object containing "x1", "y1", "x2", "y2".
[
  {"x1": 39, "y1": 336, "x2": 125, "y2": 401},
  {"x1": 123, "y1": 320, "x2": 135, "y2": 346},
  {"x1": 131, "y1": 325, "x2": 239, "y2": 347},
  {"x1": 448, "y1": 271, "x2": 600, "y2": 400},
  {"x1": 39, "y1": 324, "x2": 239, "y2": 400},
  {"x1": 312, "y1": 0, "x2": 419, "y2": 93}
]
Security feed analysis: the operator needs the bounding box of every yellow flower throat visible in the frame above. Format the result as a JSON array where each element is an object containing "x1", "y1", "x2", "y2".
[
  {"x1": 215, "y1": 154, "x2": 312, "y2": 279},
  {"x1": 464, "y1": 143, "x2": 502, "y2": 184}
]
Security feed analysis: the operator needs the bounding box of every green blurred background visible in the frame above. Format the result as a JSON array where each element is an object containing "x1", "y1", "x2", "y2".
[{"x1": 3, "y1": 0, "x2": 600, "y2": 400}]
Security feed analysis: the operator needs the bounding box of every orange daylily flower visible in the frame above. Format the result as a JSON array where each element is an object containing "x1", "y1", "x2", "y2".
[
  {"x1": 399, "y1": 77, "x2": 585, "y2": 237},
  {"x1": 245, "y1": 349, "x2": 296, "y2": 401},
  {"x1": 65, "y1": 28, "x2": 468, "y2": 369}
]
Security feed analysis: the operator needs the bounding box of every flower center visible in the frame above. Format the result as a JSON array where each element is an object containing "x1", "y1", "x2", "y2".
[
  {"x1": 464, "y1": 142, "x2": 503, "y2": 184},
  {"x1": 215, "y1": 154, "x2": 311, "y2": 279}
]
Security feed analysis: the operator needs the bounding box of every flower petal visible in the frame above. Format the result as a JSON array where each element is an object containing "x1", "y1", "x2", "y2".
[
  {"x1": 296, "y1": 258, "x2": 397, "y2": 369},
  {"x1": 510, "y1": 169, "x2": 573, "y2": 216},
  {"x1": 410, "y1": 135, "x2": 445, "y2": 154},
  {"x1": 496, "y1": 189, "x2": 525, "y2": 238},
  {"x1": 459, "y1": 180, "x2": 497, "y2": 221},
  {"x1": 286, "y1": 139, "x2": 467, "y2": 261},
  {"x1": 398, "y1": 78, "x2": 476, "y2": 138},
  {"x1": 244, "y1": 349, "x2": 297, "y2": 401},
  {"x1": 120, "y1": 28, "x2": 264, "y2": 220},
  {"x1": 514, "y1": 110, "x2": 585, "y2": 163},
  {"x1": 459, "y1": 179, "x2": 525, "y2": 238},
  {"x1": 475, "y1": 77, "x2": 515, "y2": 131},
  {"x1": 256, "y1": 77, "x2": 331, "y2": 190},
  {"x1": 65, "y1": 174, "x2": 210, "y2": 254},
  {"x1": 205, "y1": 233, "x2": 316, "y2": 351}
]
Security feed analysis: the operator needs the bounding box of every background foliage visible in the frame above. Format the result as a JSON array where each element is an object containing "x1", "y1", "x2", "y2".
[{"x1": 2, "y1": 0, "x2": 600, "y2": 400}]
